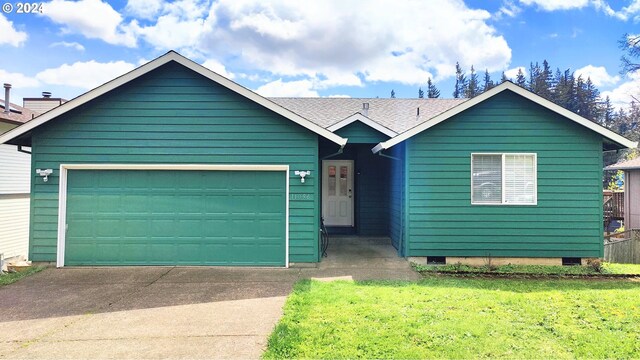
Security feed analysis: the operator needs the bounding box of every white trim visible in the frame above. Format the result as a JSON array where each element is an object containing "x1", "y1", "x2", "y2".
[
  {"x1": 373, "y1": 82, "x2": 637, "y2": 152},
  {"x1": 56, "y1": 163, "x2": 290, "y2": 268},
  {"x1": 0, "y1": 51, "x2": 347, "y2": 147},
  {"x1": 327, "y1": 113, "x2": 398, "y2": 137},
  {"x1": 470, "y1": 153, "x2": 538, "y2": 206}
]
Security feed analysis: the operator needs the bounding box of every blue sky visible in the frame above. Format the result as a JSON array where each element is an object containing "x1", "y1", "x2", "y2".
[{"x1": 0, "y1": 0, "x2": 639, "y2": 109}]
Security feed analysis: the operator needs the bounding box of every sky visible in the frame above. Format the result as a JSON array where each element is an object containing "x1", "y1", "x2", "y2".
[{"x1": 1, "y1": 0, "x2": 639, "y2": 110}]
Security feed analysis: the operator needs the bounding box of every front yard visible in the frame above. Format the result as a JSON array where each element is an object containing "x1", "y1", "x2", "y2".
[{"x1": 265, "y1": 277, "x2": 640, "y2": 359}]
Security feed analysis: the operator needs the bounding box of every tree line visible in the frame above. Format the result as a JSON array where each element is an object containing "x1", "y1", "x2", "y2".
[{"x1": 407, "y1": 58, "x2": 639, "y2": 144}]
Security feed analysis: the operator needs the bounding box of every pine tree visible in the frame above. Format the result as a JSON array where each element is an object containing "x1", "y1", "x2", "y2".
[
  {"x1": 426, "y1": 78, "x2": 440, "y2": 98},
  {"x1": 515, "y1": 68, "x2": 526, "y2": 88},
  {"x1": 453, "y1": 62, "x2": 467, "y2": 98},
  {"x1": 465, "y1": 65, "x2": 480, "y2": 97},
  {"x1": 418, "y1": 87, "x2": 424, "y2": 99},
  {"x1": 390, "y1": 89, "x2": 396, "y2": 98},
  {"x1": 483, "y1": 69, "x2": 494, "y2": 92},
  {"x1": 620, "y1": 33, "x2": 640, "y2": 75},
  {"x1": 602, "y1": 96, "x2": 615, "y2": 128},
  {"x1": 500, "y1": 72, "x2": 508, "y2": 83}
]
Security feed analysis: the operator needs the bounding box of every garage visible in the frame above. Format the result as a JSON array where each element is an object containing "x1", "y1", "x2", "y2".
[{"x1": 58, "y1": 165, "x2": 288, "y2": 267}]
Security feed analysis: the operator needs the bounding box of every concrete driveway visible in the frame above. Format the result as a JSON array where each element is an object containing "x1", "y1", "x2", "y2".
[
  {"x1": 0, "y1": 267, "x2": 300, "y2": 359},
  {"x1": 0, "y1": 237, "x2": 418, "y2": 359}
]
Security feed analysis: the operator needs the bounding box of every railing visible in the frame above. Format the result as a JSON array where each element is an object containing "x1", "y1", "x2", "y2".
[
  {"x1": 604, "y1": 229, "x2": 640, "y2": 264},
  {"x1": 603, "y1": 190, "x2": 624, "y2": 232}
]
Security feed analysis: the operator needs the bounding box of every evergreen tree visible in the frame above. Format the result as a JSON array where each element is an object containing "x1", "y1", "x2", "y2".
[
  {"x1": 390, "y1": 89, "x2": 396, "y2": 98},
  {"x1": 426, "y1": 78, "x2": 440, "y2": 98},
  {"x1": 418, "y1": 87, "x2": 424, "y2": 99},
  {"x1": 465, "y1": 65, "x2": 480, "y2": 98},
  {"x1": 515, "y1": 68, "x2": 526, "y2": 88},
  {"x1": 453, "y1": 62, "x2": 467, "y2": 98},
  {"x1": 528, "y1": 62, "x2": 540, "y2": 92},
  {"x1": 482, "y1": 69, "x2": 494, "y2": 92},
  {"x1": 602, "y1": 96, "x2": 615, "y2": 128},
  {"x1": 500, "y1": 72, "x2": 508, "y2": 83}
]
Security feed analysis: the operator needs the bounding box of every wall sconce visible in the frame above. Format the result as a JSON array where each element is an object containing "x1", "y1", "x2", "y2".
[
  {"x1": 36, "y1": 169, "x2": 53, "y2": 182},
  {"x1": 294, "y1": 170, "x2": 311, "y2": 183}
]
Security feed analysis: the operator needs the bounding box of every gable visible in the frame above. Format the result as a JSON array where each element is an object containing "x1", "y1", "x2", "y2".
[
  {"x1": 0, "y1": 51, "x2": 346, "y2": 148},
  {"x1": 333, "y1": 120, "x2": 391, "y2": 143},
  {"x1": 373, "y1": 82, "x2": 636, "y2": 153}
]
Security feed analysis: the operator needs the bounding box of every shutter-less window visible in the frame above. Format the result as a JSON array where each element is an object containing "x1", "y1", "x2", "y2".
[
  {"x1": 471, "y1": 155, "x2": 502, "y2": 204},
  {"x1": 504, "y1": 154, "x2": 536, "y2": 204}
]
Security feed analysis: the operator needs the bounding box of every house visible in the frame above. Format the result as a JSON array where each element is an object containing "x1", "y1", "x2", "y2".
[
  {"x1": 0, "y1": 51, "x2": 635, "y2": 268},
  {"x1": 606, "y1": 158, "x2": 640, "y2": 230},
  {"x1": 0, "y1": 84, "x2": 37, "y2": 269}
]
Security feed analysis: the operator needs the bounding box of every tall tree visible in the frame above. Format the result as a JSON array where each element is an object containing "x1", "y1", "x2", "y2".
[
  {"x1": 390, "y1": 89, "x2": 396, "y2": 98},
  {"x1": 465, "y1": 65, "x2": 480, "y2": 97},
  {"x1": 620, "y1": 33, "x2": 640, "y2": 75},
  {"x1": 601, "y1": 95, "x2": 615, "y2": 128},
  {"x1": 453, "y1": 62, "x2": 467, "y2": 98},
  {"x1": 482, "y1": 69, "x2": 494, "y2": 92},
  {"x1": 427, "y1": 78, "x2": 440, "y2": 98},
  {"x1": 515, "y1": 68, "x2": 526, "y2": 88},
  {"x1": 500, "y1": 72, "x2": 508, "y2": 84},
  {"x1": 418, "y1": 87, "x2": 424, "y2": 99}
]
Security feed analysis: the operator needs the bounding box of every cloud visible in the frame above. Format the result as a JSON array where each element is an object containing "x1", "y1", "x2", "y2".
[
  {"x1": 124, "y1": 0, "x2": 165, "y2": 20},
  {"x1": 41, "y1": 0, "x2": 136, "y2": 47},
  {"x1": 49, "y1": 41, "x2": 85, "y2": 51},
  {"x1": 504, "y1": 66, "x2": 527, "y2": 79},
  {"x1": 35, "y1": 60, "x2": 135, "y2": 89},
  {"x1": 574, "y1": 65, "x2": 620, "y2": 87},
  {"x1": 518, "y1": 0, "x2": 588, "y2": 11},
  {"x1": 495, "y1": 0, "x2": 522, "y2": 18},
  {"x1": 255, "y1": 79, "x2": 319, "y2": 97},
  {"x1": 518, "y1": 0, "x2": 640, "y2": 21},
  {"x1": 0, "y1": 14, "x2": 27, "y2": 47},
  {"x1": 601, "y1": 72, "x2": 640, "y2": 109},
  {"x1": 202, "y1": 59, "x2": 235, "y2": 79},
  {"x1": 198, "y1": 0, "x2": 511, "y2": 87},
  {"x1": 129, "y1": 15, "x2": 205, "y2": 50},
  {"x1": 0, "y1": 69, "x2": 40, "y2": 88}
]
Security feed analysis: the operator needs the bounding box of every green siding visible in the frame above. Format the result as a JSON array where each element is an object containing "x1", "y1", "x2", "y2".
[
  {"x1": 407, "y1": 90, "x2": 604, "y2": 258},
  {"x1": 30, "y1": 61, "x2": 320, "y2": 263},
  {"x1": 388, "y1": 144, "x2": 405, "y2": 252},
  {"x1": 65, "y1": 170, "x2": 286, "y2": 266},
  {"x1": 334, "y1": 121, "x2": 390, "y2": 143}
]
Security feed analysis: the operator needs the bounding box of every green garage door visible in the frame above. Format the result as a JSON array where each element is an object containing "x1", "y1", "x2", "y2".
[{"x1": 64, "y1": 170, "x2": 286, "y2": 266}]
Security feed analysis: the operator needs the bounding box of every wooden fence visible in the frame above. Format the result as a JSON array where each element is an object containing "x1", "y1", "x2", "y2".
[{"x1": 604, "y1": 230, "x2": 640, "y2": 264}]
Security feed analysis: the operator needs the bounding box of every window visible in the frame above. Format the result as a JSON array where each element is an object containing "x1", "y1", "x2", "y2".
[{"x1": 471, "y1": 153, "x2": 537, "y2": 205}]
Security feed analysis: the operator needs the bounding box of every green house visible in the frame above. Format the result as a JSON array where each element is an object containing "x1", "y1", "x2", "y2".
[{"x1": 0, "y1": 51, "x2": 635, "y2": 267}]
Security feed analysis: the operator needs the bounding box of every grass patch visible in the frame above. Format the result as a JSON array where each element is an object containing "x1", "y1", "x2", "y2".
[
  {"x1": 413, "y1": 262, "x2": 640, "y2": 276},
  {"x1": 264, "y1": 278, "x2": 640, "y2": 359},
  {"x1": 0, "y1": 266, "x2": 45, "y2": 286}
]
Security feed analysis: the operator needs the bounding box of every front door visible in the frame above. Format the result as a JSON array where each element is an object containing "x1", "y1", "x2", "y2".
[{"x1": 322, "y1": 160, "x2": 354, "y2": 226}]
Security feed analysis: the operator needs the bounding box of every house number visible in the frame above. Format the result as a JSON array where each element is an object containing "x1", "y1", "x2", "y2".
[{"x1": 290, "y1": 193, "x2": 313, "y2": 201}]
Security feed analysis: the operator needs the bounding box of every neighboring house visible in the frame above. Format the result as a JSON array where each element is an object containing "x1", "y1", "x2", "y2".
[
  {"x1": 0, "y1": 51, "x2": 635, "y2": 268},
  {"x1": 0, "y1": 84, "x2": 37, "y2": 266},
  {"x1": 606, "y1": 158, "x2": 640, "y2": 229}
]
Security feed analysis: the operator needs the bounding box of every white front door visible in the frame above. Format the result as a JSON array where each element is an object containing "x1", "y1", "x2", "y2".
[{"x1": 322, "y1": 160, "x2": 354, "y2": 226}]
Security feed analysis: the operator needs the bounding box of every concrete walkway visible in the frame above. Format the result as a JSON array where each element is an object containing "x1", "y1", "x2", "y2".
[{"x1": 0, "y1": 237, "x2": 417, "y2": 359}]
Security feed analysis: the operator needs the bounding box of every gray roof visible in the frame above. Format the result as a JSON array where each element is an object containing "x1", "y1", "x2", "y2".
[
  {"x1": 606, "y1": 157, "x2": 640, "y2": 170},
  {"x1": 0, "y1": 102, "x2": 37, "y2": 125},
  {"x1": 268, "y1": 98, "x2": 466, "y2": 133}
]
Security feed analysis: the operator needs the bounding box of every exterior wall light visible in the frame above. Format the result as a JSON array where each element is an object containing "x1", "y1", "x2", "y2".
[
  {"x1": 294, "y1": 170, "x2": 311, "y2": 183},
  {"x1": 36, "y1": 168, "x2": 53, "y2": 182}
]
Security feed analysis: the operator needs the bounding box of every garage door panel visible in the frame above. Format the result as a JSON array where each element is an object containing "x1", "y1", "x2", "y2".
[{"x1": 65, "y1": 169, "x2": 286, "y2": 266}]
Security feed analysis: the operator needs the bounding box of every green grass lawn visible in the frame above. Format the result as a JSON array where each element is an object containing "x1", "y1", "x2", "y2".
[
  {"x1": 265, "y1": 277, "x2": 640, "y2": 359},
  {"x1": 0, "y1": 266, "x2": 45, "y2": 287}
]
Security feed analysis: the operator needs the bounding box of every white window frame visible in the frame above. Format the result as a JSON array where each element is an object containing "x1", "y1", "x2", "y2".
[{"x1": 471, "y1": 153, "x2": 537, "y2": 206}]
